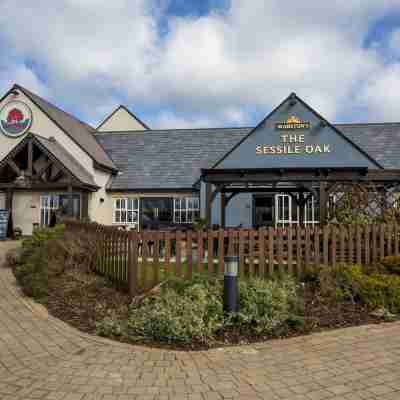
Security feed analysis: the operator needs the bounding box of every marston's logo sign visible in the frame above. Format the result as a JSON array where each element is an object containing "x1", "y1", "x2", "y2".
[
  {"x1": 0, "y1": 101, "x2": 33, "y2": 138},
  {"x1": 276, "y1": 115, "x2": 310, "y2": 130}
]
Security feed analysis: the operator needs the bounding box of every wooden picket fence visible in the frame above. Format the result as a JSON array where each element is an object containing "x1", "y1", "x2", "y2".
[{"x1": 64, "y1": 220, "x2": 400, "y2": 296}]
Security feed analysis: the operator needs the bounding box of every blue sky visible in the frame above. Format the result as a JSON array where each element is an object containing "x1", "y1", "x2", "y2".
[{"x1": 0, "y1": 1, "x2": 400, "y2": 129}]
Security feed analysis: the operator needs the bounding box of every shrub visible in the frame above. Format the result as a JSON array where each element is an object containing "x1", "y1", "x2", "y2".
[
  {"x1": 357, "y1": 274, "x2": 400, "y2": 313},
  {"x1": 315, "y1": 263, "x2": 400, "y2": 314},
  {"x1": 381, "y1": 256, "x2": 400, "y2": 275},
  {"x1": 13, "y1": 225, "x2": 66, "y2": 301},
  {"x1": 124, "y1": 278, "x2": 225, "y2": 344},
  {"x1": 235, "y1": 277, "x2": 302, "y2": 334},
  {"x1": 96, "y1": 274, "x2": 303, "y2": 345}
]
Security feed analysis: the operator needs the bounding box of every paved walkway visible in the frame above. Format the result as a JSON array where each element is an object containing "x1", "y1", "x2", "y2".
[{"x1": 1, "y1": 242, "x2": 400, "y2": 400}]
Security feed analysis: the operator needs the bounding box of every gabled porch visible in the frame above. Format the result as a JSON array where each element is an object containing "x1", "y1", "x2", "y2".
[{"x1": 0, "y1": 133, "x2": 99, "y2": 235}]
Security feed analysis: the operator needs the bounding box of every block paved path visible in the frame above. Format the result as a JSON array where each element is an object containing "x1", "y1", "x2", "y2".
[{"x1": 1, "y1": 241, "x2": 400, "y2": 400}]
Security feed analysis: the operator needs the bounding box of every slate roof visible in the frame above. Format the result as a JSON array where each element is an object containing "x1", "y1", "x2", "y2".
[
  {"x1": 95, "y1": 128, "x2": 252, "y2": 190},
  {"x1": 335, "y1": 123, "x2": 400, "y2": 169},
  {"x1": 14, "y1": 85, "x2": 117, "y2": 171},
  {"x1": 34, "y1": 135, "x2": 97, "y2": 188},
  {"x1": 96, "y1": 123, "x2": 400, "y2": 191}
]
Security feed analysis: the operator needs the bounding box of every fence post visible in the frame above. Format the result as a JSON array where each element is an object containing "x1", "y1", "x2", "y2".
[
  {"x1": 128, "y1": 231, "x2": 138, "y2": 297},
  {"x1": 268, "y1": 227, "x2": 275, "y2": 276}
]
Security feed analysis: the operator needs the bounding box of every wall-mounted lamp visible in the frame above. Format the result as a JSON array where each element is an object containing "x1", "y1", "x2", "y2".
[{"x1": 99, "y1": 198, "x2": 105, "y2": 203}]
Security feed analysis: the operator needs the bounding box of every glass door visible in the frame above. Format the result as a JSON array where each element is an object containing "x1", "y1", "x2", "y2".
[
  {"x1": 275, "y1": 194, "x2": 292, "y2": 227},
  {"x1": 275, "y1": 194, "x2": 319, "y2": 226}
]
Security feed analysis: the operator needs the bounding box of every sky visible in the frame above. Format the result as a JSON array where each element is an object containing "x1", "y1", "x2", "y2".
[{"x1": 1, "y1": 0, "x2": 400, "y2": 129}]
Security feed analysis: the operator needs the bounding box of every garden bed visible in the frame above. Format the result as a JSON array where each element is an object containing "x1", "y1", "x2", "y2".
[
  {"x1": 8, "y1": 226, "x2": 399, "y2": 351},
  {"x1": 26, "y1": 270, "x2": 387, "y2": 350}
]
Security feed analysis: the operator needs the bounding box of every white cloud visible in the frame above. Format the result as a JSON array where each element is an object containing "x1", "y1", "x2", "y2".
[{"x1": 0, "y1": 0, "x2": 400, "y2": 127}]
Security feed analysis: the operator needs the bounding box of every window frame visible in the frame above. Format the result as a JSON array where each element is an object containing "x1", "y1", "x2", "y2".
[
  {"x1": 112, "y1": 197, "x2": 139, "y2": 226},
  {"x1": 40, "y1": 194, "x2": 59, "y2": 226},
  {"x1": 173, "y1": 196, "x2": 200, "y2": 224}
]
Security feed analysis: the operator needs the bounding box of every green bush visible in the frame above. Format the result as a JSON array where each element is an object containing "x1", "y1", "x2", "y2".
[
  {"x1": 235, "y1": 277, "x2": 303, "y2": 334},
  {"x1": 13, "y1": 225, "x2": 66, "y2": 301},
  {"x1": 357, "y1": 274, "x2": 400, "y2": 313},
  {"x1": 315, "y1": 263, "x2": 400, "y2": 314},
  {"x1": 381, "y1": 256, "x2": 400, "y2": 275},
  {"x1": 97, "y1": 275, "x2": 302, "y2": 345},
  {"x1": 124, "y1": 278, "x2": 224, "y2": 344},
  {"x1": 22, "y1": 225, "x2": 65, "y2": 254}
]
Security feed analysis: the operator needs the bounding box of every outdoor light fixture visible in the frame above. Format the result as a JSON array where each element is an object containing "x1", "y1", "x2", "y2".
[
  {"x1": 224, "y1": 256, "x2": 239, "y2": 313},
  {"x1": 99, "y1": 198, "x2": 105, "y2": 203}
]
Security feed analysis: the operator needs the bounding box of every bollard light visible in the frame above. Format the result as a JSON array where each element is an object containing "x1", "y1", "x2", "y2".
[{"x1": 224, "y1": 256, "x2": 239, "y2": 313}]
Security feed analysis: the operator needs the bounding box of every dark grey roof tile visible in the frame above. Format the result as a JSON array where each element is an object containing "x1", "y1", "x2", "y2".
[{"x1": 96, "y1": 128, "x2": 252, "y2": 190}]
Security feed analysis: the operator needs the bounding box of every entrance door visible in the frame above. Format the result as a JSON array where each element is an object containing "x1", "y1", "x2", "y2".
[{"x1": 253, "y1": 195, "x2": 274, "y2": 228}]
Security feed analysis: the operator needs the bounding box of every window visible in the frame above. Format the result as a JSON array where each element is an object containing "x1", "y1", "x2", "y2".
[
  {"x1": 173, "y1": 197, "x2": 200, "y2": 223},
  {"x1": 40, "y1": 195, "x2": 59, "y2": 226},
  {"x1": 40, "y1": 194, "x2": 81, "y2": 226},
  {"x1": 113, "y1": 198, "x2": 139, "y2": 225}
]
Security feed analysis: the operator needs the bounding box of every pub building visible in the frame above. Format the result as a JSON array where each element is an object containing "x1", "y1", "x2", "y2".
[{"x1": 1, "y1": 84, "x2": 400, "y2": 236}]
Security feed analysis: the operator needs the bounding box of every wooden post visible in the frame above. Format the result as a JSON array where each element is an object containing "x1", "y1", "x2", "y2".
[
  {"x1": 298, "y1": 193, "x2": 305, "y2": 226},
  {"x1": 220, "y1": 191, "x2": 226, "y2": 229},
  {"x1": 128, "y1": 232, "x2": 138, "y2": 297},
  {"x1": 67, "y1": 184, "x2": 73, "y2": 217},
  {"x1": 207, "y1": 229, "x2": 214, "y2": 273},
  {"x1": 5, "y1": 190, "x2": 13, "y2": 237},
  {"x1": 81, "y1": 192, "x2": 89, "y2": 220},
  {"x1": 319, "y1": 181, "x2": 328, "y2": 225},
  {"x1": 27, "y1": 139, "x2": 33, "y2": 177},
  {"x1": 206, "y1": 182, "x2": 212, "y2": 228}
]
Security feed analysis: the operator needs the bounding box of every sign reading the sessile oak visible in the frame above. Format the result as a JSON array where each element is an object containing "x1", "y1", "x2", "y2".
[
  {"x1": 256, "y1": 135, "x2": 331, "y2": 155},
  {"x1": 256, "y1": 115, "x2": 330, "y2": 155}
]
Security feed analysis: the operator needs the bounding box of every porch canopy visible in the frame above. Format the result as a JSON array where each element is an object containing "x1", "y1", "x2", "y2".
[
  {"x1": 201, "y1": 167, "x2": 400, "y2": 227},
  {"x1": 0, "y1": 133, "x2": 99, "y2": 232},
  {"x1": 199, "y1": 93, "x2": 400, "y2": 227}
]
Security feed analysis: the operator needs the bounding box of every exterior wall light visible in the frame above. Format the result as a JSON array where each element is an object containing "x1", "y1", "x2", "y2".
[{"x1": 99, "y1": 198, "x2": 105, "y2": 203}]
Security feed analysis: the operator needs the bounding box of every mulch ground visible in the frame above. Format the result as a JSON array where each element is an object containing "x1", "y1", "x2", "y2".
[{"x1": 42, "y1": 270, "x2": 388, "y2": 351}]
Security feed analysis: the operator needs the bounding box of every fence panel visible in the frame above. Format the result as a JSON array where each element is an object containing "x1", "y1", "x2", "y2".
[{"x1": 64, "y1": 220, "x2": 400, "y2": 296}]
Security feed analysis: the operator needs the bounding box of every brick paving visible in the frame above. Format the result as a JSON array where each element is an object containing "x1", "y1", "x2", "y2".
[{"x1": 1, "y1": 241, "x2": 400, "y2": 399}]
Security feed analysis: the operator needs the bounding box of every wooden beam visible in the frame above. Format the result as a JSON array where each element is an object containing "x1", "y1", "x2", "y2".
[
  {"x1": 206, "y1": 182, "x2": 212, "y2": 228},
  {"x1": 7, "y1": 160, "x2": 21, "y2": 176},
  {"x1": 33, "y1": 159, "x2": 53, "y2": 180},
  {"x1": 319, "y1": 181, "x2": 328, "y2": 225},
  {"x1": 67, "y1": 184, "x2": 73, "y2": 217},
  {"x1": 5, "y1": 190, "x2": 13, "y2": 238},
  {"x1": 220, "y1": 191, "x2": 226, "y2": 228},
  {"x1": 50, "y1": 168, "x2": 64, "y2": 182},
  {"x1": 5, "y1": 190, "x2": 13, "y2": 211},
  {"x1": 27, "y1": 140, "x2": 33, "y2": 177},
  {"x1": 225, "y1": 192, "x2": 239, "y2": 206},
  {"x1": 81, "y1": 192, "x2": 89, "y2": 220}
]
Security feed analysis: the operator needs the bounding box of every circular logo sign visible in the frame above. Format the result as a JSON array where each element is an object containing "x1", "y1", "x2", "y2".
[{"x1": 0, "y1": 101, "x2": 33, "y2": 138}]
